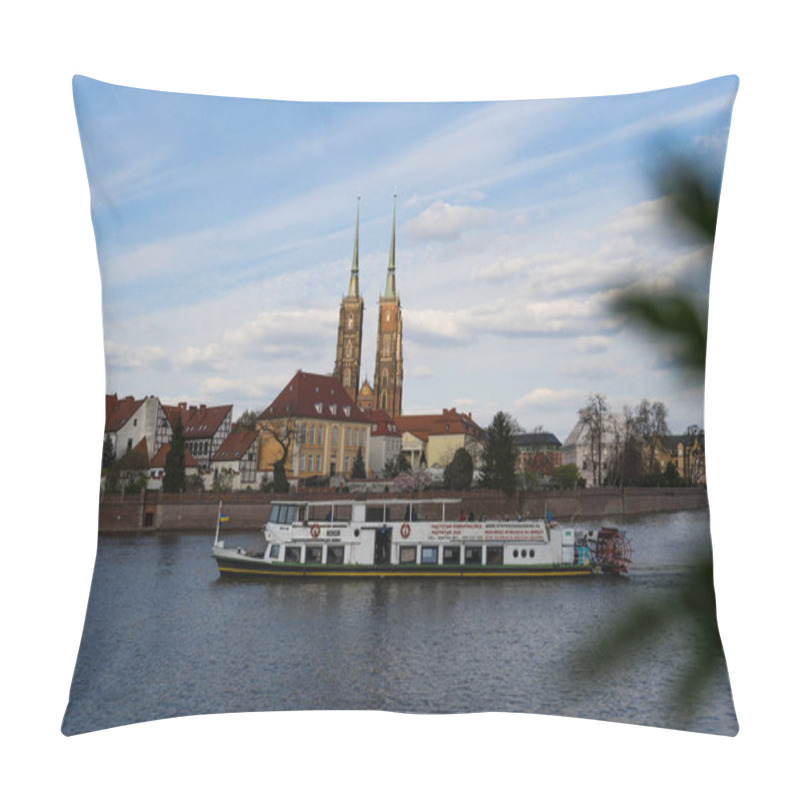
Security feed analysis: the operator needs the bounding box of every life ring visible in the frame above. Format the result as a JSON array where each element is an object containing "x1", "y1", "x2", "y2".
[
  {"x1": 400, "y1": 523, "x2": 411, "y2": 539},
  {"x1": 311, "y1": 524, "x2": 320, "y2": 539}
]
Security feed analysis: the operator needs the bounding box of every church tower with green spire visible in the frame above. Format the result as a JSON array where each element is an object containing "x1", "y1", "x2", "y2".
[
  {"x1": 334, "y1": 198, "x2": 364, "y2": 400},
  {"x1": 374, "y1": 194, "x2": 404, "y2": 418}
]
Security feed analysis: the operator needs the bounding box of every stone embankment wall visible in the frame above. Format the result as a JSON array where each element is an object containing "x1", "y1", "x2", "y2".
[{"x1": 98, "y1": 487, "x2": 708, "y2": 534}]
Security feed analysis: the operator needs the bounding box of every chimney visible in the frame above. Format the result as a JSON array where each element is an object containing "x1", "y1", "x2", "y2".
[{"x1": 178, "y1": 402, "x2": 187, "y2": 411}]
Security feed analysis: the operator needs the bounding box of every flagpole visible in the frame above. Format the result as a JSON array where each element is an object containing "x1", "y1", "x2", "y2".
[{"x1": 214, "y1": 499, "x2": 222, "y2": 547}]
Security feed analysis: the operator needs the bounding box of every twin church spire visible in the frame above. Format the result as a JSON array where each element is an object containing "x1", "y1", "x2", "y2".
[{"x1": 333, "y1": 195, "x2": 403, "y2": 418}]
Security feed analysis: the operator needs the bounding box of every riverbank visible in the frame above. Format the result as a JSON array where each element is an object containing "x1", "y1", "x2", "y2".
[{"x1": 98, "y1": 486, "x2": 708, "y2": 534}]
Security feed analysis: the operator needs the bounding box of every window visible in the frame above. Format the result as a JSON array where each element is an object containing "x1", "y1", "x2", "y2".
[
  {"x1": 305, "y1": 546, "x2": 323, "y2": 564},
  {"x1": 486, "y1": 546, "x2": 504, "y2": 565},
  {"x1": 346, "y1": 428, "x2": 351, "y2": 446},
  {"x1": 345, "y1": 456, "x2": 350, "y2": 472},
  {"x1": 269, "y1": 544, "x2": 280, "y2": 559},
  {"x1": 315, "y1": 454, "x2": 321, "y2": 471},
  {"x1": 400, "y1": 546, "x2": 417, "y2": 564},
  {"x1": 465, "y1": 546, "x2": 483, "y2": 565},
  {"x1": 443, "y1": 546, "x2": 461, "y2": 565},
  {"x1": 284, "y1": 546, "x2": 301, "y2": 563},
  {"x1": 326, "y1": 545, "x2": 344, "y2": 565},
  {"x1": 332, "y1": 426, "x2": 338, "y2": 446},
  {"x1": 309, "y1": 426, "x2": 315, "y2": 445},
  {"x1": 277, "y1": 505, "x2": 296, "y2": 524},
  {"x1": 300, "y1": 454, "x2": 306, "y2": 472},
  {"x1": 421, "y1": 546, "x2": 439, "y2": 565}
]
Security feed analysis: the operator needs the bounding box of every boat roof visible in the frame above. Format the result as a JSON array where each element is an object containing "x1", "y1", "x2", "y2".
[{"x1": 272, "y1": 497, "x2": 463, "y2": 507}]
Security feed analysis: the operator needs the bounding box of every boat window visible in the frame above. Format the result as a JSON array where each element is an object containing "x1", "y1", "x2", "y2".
[
  {"x1": 268, "y1": 505, "x2": 281, "y2": 523},
  {"x1": 365, "y1": 506, "x2": 385, "y2": 522},
  {"x1": 443, "y1": 546, "x2": 460, "y2": 565},
  {"x1": 305, "y1": 546, "x2": 323, "y2": 564},
  {"x1": 421, "y1": 546, "x2": 438, "y2": 565},
  {"x1": 333, "y1": 505, "x2": 352, "y2": 522},
  {"x1": 399, "y1": 546, "x2": 417, "y2": 564},
  {"x1": 284, "y1": 546, "x2": 301, "y2": 563},
  {"x1": 464, "y1": 546, "x2": 483, "y2": 565},
  {"x1": 326, "y1": 545, "x2": 345, "y2": 565},
  {"x1": 486, "y1": 546, "x2": 504, "y2": 565},
  {"x1": 277, "y1": 505, "x2": 296, "y2": 524},
  {"x1": 269, "y1": 544, "x2": 280, "y2": 559}
]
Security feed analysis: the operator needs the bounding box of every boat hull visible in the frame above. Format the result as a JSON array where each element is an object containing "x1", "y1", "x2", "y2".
[{"x1": 213, "y1": 552, "x2": 594, "y2": 579}]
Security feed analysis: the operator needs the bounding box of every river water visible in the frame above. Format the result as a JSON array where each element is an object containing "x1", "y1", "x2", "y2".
[{"x1": 62, "y1": 509, "x2": 737, "y2": 736}]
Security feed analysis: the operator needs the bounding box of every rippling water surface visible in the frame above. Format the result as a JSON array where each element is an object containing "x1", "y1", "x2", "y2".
[{"x1": 62, "y1": 509, "x2": 737, "y2": 735}]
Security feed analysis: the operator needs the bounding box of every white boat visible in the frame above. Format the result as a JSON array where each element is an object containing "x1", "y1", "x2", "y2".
[{"x1": 212, "y1": 497, "x2": 632, "y2": 578}]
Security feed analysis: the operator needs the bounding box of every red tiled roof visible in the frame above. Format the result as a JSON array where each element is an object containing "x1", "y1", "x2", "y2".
[
  {"x1": 162, "y1": 402, "x2": 233, "y2": 440},
  {"x1": 363, "y1": 409, "x2": 402, "y2": 437},
  {"x1": 212, "y1": 428, "x2": 258, "y2": 462},
  {"x1": 150, "y1": 442, "x2": 199, "y2": 469},
  {"x1": 105, "y1": 394, "x2": 144, "y2": 433},
  {"x1": 397, "y1": 408, "x2": 485, "y2": 441},
  {"x1": 260, "y1": 371, "x2": 369, "y2": 423}
]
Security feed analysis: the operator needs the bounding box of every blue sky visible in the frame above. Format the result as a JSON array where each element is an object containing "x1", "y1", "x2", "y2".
[{"x1": 74, "y1": 74, "x2": 738, "y2": 441}]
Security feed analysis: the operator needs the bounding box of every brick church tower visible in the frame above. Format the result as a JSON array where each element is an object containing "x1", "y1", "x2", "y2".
[
  {"x1": 374, "y1": 195, "x2": 403, "y2": 418},
  {"x1": 333, "y1": 199, "x2": 364, "y2": 401}
]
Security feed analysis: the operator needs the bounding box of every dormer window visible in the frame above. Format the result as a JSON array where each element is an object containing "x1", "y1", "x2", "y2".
[
  {"x1": 344, "y1": 406, "x2": 351, "y2": 417},
  {"x1": 315, "y1": 403, "x2": 323, "y2": 414},
  {"x1": 329, "y1": 404, "x2": 337, "y2": 416}
]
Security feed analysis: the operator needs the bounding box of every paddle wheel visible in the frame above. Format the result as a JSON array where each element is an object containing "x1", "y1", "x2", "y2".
[{"x1": 590, "y1": 527, "x2": 633, "y2": 575}]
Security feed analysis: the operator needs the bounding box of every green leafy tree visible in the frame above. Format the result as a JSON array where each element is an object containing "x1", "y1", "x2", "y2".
[
  {"x1": 552, "y1": 463, "x2": 585, "y2": 489},
  {"x1": 479, "y1": 411, "x2": 517, "y2": 496},
  {"x1": 351, "y1": 446, "x2": 367, "y2": 479},
  {"x1": 443, "y1": 447, "x2": 473, "y2": 491},
  {"x1": 163, "y1": 416, "x2": 186, "y2": 493},
  {"x1": 233, "y1": 410, "x2": 259, "y2": 431},
  {"x1": 102, "y1": 433, "x2": 115, "y2": 470},
  {"x1": 382, "y1": 452, "x2": 410, "y2": 479},
  {"x1": 272, "y1": 459, "x2": 289, "y2": 493}
]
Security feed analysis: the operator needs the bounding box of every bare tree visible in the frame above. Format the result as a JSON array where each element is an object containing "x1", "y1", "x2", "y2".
[
  {"x1": 635, "y1": 398, "x2": 670, "y2": 474},
  {"x1": 258, "y1": 416, "x2": 297, "y2": 492},
  {"x1": 606, "y1": 406, "x2": 643, "y2": 487},
  {"x1": 578, "y1": 393, "x2": 608, "y2": 487}
]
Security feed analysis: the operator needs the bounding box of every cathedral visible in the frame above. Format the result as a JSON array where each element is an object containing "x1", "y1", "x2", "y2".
[{"x1": 333, "y1": 195, "x2": 404, "y2": 419}]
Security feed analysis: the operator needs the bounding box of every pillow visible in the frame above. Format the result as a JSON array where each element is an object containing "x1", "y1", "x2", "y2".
[{"x1": 64, "y1": 75, "x2": 738, "y2": 736}]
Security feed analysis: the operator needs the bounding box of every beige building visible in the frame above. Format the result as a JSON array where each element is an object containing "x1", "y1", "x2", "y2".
[
  {"x1": 397, "y1": 409, "x2": 485, "y2": 470},
  {"x1": 258, "y1": 371, "x2": 371, "y2": 484}
]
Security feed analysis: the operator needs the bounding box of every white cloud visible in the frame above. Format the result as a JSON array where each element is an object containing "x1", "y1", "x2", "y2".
[
  {"x1": 404, "y1": 201, "x2": 492, "y2": 242},
  {"x1": 472, "y1": 256, "x2": 528, "y2": 282},
  {"x1": 513, "y1": 387, "x2": 582, "y2": 408}
]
